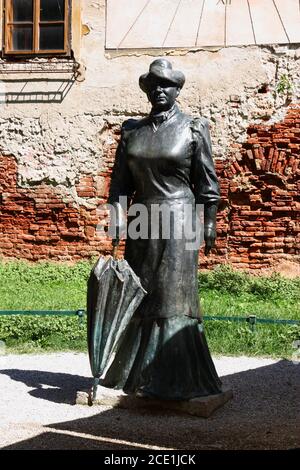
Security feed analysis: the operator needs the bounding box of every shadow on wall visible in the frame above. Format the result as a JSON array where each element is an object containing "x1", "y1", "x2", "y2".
[
  {"x1": 0, "y1": 77, "x2": 75, "y2": 104},
  {"x1": 0, "y1": 359, "x2": 299, "y2": 450}
]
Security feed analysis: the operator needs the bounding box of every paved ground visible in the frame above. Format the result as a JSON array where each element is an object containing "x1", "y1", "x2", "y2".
[{"x1": 0, "y1": 353, "x2": 299, "y2": 450}]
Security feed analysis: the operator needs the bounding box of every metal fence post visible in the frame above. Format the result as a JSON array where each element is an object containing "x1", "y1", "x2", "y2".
[
  {"x1": 76, "y1": 309, "x2": 85, "y2": 326},
  {"x1": 247, "y1": 315, "x2": 257, "y2": 332}
]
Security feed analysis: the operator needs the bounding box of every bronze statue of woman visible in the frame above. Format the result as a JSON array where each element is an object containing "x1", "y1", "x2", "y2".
[{"x1": 101, "y1": 59, "x2": 223, "y2": 400}]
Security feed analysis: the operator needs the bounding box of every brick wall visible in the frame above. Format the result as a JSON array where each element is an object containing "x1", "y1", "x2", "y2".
[
  {"x1": 0, "y1": 156, "x2": 112, "y2": 261},
  {"x1": 0, "y1": 107, "x2": 299, "y2": 268},
  {"x1": 204, "y1": 105, "x2": 300, "y2": 269}
]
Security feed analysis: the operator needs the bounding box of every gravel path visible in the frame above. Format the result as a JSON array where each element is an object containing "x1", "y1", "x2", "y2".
[{"x1": 0, "y1": 353, "x2": 299, "y2": 450}]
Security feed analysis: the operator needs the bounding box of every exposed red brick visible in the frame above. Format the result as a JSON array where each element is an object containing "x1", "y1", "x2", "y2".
[
  {"x1": 0, "y1": 109, "x2": 299, "y2": 269},
  {"x1": 0, "y1": 155, "x2": 113, "y2": 261},
  {"x1": 201, "y1": 105, "x2": 300, "y2": 269}
]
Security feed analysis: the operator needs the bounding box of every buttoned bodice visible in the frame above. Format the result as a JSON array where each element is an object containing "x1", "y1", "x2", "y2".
[{"x1": 109, "y1": 105, "x2": 220, "y2": 206}]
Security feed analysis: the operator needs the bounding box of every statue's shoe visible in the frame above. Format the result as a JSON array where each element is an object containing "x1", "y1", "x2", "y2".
[{"x1": 135, "y1": 389, "x2": 152, "y2": 399}]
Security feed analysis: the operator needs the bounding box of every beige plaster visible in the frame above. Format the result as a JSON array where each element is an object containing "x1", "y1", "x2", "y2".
[{"x1": 0, "y1": 0, "x2": 298, "y2": 202}]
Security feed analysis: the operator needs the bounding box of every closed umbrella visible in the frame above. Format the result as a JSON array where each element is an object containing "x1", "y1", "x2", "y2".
[{"x1": 87, "y1": 248, "x2": 147, "y2": 400}]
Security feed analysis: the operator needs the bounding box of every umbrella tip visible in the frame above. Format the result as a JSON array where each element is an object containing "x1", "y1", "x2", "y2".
[{"x1": 92, "y1": 377, "x2": 100, "y2": 401}]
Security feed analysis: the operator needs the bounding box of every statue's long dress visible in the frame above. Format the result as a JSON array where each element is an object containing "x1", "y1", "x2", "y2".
[{"x1": 102, "y1": 105, "x2": 222, "y2": 399}]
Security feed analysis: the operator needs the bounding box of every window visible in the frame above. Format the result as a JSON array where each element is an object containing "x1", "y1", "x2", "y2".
[{"x1": 4, "y1": 0, "x2": 70, "y2": 56}]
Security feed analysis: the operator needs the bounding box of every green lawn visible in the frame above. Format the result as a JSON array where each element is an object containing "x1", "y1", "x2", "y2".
[
  {"x1": 0, "y1": 260, "x2": 299, "y2": 358},
  {"x1": 201, "y1": 290, "x2": 299, "y2": 319},
  {"x1": 0, "y1": 260, "x2": 91, "y2": 311}
]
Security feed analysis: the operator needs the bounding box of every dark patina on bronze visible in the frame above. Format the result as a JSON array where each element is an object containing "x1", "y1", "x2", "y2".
[{"x1": 100, "y1": 59, "x2": 224, "y2": 401}]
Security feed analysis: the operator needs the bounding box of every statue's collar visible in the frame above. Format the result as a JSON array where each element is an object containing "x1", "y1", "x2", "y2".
[{"x1": 149, "y1": 104, "x2": 178, "y2": 131}]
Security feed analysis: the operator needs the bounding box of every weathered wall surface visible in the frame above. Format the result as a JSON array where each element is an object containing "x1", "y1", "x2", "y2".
[
  {"x1": 0, "y1": 0, "x2": 299, "y2": 269},
  {"x1": 213, "y1": 105, "x2": 300, "y2": 270}
]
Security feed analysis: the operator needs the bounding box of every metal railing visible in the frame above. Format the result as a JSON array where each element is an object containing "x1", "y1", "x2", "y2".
[
  {"x1": 0, "y1": 310, "x2": 299, "y2": 331},
  {"x1": 203, "y1": 314, "x2": 300, "y2": 331},
  {"x1": 0, "y1": 309, "x2": 85, "y2": 324}
]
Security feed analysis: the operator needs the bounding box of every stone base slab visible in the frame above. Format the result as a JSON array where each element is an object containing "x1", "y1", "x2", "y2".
[{"x1": 76, "y1": 386, "x2": 233, "y2": 418}]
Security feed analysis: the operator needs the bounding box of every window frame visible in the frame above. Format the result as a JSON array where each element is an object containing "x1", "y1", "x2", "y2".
[{"x1": 3, "y1": 0, "x2": 71, "y2": 57}]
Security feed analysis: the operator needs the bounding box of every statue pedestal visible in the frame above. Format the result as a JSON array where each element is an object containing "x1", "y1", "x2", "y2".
[{"x1": 76, "y1": 386, "x2": 232, "y2": 418}]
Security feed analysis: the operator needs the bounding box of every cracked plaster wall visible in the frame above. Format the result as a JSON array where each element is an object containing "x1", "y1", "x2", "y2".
[
  {"x1": 0, "y1": 1, "x2": 299, "y2": 198},
  {"x1": 0, "y1": 0, "x2": 299, "y2": 264}
]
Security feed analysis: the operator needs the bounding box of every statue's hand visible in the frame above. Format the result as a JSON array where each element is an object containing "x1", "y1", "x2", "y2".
[{"x1": 204, "y1": 225, "x2": 216, "y2": 256}]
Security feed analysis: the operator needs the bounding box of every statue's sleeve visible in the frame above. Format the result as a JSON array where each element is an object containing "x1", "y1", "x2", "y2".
[
  {"x1": 190, "y1": 118, "x2": 220, "y2": 206},
  {"x1": 108, "y1": 121, "x2": 135, "y2": 205}
]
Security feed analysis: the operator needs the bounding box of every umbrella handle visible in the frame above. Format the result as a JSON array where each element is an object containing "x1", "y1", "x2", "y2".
[{"x1": 112, "y1": 239, "x2": 119, "y2": 259}]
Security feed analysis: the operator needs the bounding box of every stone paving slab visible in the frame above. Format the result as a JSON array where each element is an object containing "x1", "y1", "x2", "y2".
[{"x1": 76, "y1": 386, "x2": 233, "y2": 418}]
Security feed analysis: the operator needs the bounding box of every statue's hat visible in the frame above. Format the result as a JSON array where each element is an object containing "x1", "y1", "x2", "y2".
[{"x1": 139, "y1": 59, "x2": 185, "y2": 93}]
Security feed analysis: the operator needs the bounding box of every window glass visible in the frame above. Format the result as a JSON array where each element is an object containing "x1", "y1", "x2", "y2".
[
  {"x1": 12, "y1": 0, "x2": 33, "y2": 22},
  {"x1": 5, "y1": 0, "x2": 69, "y2": 54},
  {"x1": 11, "y1": 25, "x2": 33, "y2": 50},
  {"x1": 39, "y1": 24, "x2": 65, "y2": 50},
  {"x1": 40, "y1": 0, "x2": 65, "y2": 21}
]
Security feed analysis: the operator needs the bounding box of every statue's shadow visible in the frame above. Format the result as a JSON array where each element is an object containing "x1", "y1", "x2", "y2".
[
  {"x1": 1, "y1": 359, "x2": 299, "y2": 450},
  {"x1": 0, "y1": 369, "x2": 91, "y2": 405}
]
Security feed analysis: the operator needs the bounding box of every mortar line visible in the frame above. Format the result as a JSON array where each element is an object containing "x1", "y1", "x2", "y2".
[
  {"x1": 195, "y1": 0, "x2": 205, "y2": 47},
  {"x1": 224, "y1": 1, "x2": 227, "y2": 47},
  {"x1": 247, "y1": 0, "x2": 257, "y2": 45},
  {"x1": 117, "y1": 0, "x2": 152, "y2": 49},
  {"x1": 162, "y1": 0, "x2": 183, "y2": 47},
  {"x1": 272, "y1": 0, "x2": 290, "y2": 43}
]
